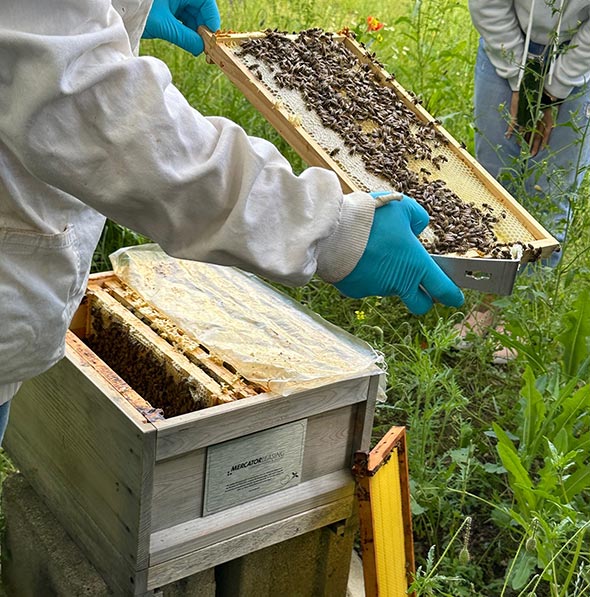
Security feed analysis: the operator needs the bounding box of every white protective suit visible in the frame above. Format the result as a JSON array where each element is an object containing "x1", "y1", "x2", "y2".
[
  {"x1": 469, "y1": 0, "x2": 590, "y2": 99},
  {"x1": 0, "y1": 0, "x2": 376, "y2": 403}
]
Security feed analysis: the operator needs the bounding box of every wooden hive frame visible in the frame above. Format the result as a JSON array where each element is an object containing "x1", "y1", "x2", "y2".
[
  {"x1": 199, "y1": 28, "x2": 559, "y2": 294},
  {"x1": 353, "y1": 427, "x2": 415, "y2": 596},
  {"x1": 83, "y1": 275, "x2": 264, "y2": 414}
]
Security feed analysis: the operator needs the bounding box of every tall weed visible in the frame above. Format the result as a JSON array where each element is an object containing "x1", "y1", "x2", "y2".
[
  {"x1": 488, "y1": 283, "x2": 590, "y2": 594},
  {"x1": 388, "y1": 0, "x2": 478, "y2": 150}
]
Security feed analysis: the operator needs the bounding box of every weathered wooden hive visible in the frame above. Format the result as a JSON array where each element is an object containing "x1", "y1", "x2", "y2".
[{"x1": 5, "y1": 246, "x2": 383, "y2": 595}]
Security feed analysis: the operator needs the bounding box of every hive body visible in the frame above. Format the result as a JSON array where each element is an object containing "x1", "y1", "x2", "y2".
[{"x1": 5, "y1": 272, "x2": 381, "y2": 595}]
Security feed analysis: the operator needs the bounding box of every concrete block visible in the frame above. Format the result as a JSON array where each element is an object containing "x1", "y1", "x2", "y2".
[
  {"x1": 155, "y1": 569, "x2": 215, "y2": 597},
  {"x1": 1, "y1": 472, "x2": 112, "y2": 596},
  {"x1": 1, "y1": 472, "x2": 360, "y2": 597},
  {"x1": 215, "y1": 515, "x2": 357, "y2": 597},
  {"x1": 1, "y1": 473, "x2": 215, "y2": 597}
]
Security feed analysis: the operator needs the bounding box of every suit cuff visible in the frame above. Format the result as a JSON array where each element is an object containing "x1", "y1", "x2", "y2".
[{"x1": 315, "y1": 192, "x2": 375, "y2": 284}]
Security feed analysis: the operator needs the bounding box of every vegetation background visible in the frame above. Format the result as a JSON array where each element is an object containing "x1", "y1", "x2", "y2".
[{"x1": 3, "y1": 1, "x2": 590, "y2": 595}]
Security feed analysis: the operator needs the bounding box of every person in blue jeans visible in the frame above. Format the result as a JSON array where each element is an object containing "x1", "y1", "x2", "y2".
[
  {"x1": 457, "y1": 2, "x2": 590, "y2": 358},
  {"x1": 469, "y1": 0, "x2": 590, "y2": 246}
]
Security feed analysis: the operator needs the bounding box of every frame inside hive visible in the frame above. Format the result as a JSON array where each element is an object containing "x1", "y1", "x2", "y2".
[
  {"x1": 200, "y1": 28, "x2": 558, "y2": 265},
  {"x1": 73, "y1": 275, "x2": 266, "y2": 420}
]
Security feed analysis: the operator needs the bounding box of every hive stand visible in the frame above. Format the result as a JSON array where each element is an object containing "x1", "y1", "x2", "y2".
[{"x1": 1, "y1": 472, "x2": 359, "y2": 596}]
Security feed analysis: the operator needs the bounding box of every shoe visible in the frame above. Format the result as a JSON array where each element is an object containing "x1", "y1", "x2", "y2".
[
  {"x1": 491, "y1": 324, "x2": 518, "y2": 364},
  {"x1": 492, "y1": 345, "x2": 518, "y2": 365},
  {"x1": 453, "y1": 306, "x2": 495, "y2": 349}
]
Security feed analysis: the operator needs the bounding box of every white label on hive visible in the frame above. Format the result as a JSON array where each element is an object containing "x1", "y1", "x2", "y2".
[{"x1": 203, "y1": 420, "x2": 307, "y2": 516}]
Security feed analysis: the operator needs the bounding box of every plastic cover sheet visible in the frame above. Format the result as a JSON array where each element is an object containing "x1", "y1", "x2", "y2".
[{"x1": 110, "y1": 244, "x2": 384, "y2": 394}]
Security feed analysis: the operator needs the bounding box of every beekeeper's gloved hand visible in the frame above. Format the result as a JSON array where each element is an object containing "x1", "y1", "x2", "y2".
[
  {"x1": 335, "y1": 193, "x2": 464, "y2": 315},
  {"x1": 143, "y1": 0, "x2": 221, "y2": 56}
]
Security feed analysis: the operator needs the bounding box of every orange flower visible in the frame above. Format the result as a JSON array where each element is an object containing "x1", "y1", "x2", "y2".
[{"x1": 367, "y1": 16, "x2": 384, "y2": 32}]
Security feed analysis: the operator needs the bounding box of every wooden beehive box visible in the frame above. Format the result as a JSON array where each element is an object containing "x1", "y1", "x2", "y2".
[
  {"x1": 4, "y1": 266, "x2": 381, "y2": 596},
  {"x1": 200, "y1": 28, "x2": 559, "y2": 294}
]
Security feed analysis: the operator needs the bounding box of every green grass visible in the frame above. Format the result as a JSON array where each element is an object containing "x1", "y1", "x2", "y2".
[{"x1": 4, "y1": 1, "x2": 590, "y2": 595}]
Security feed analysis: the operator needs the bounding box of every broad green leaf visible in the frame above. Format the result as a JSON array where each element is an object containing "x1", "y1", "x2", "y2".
[
  {"x1": 546, "y1": 438, "x2": 558, "y2": 458},
  {"x1": 520, "y1": 366, "x2": 545, "y2": 464},
  {"x1": 410, "y1": 494, "x2": 427, "y2": 516},
  {"x1": 493, "y1": 423, "x2": 537, "y2": 509},
  {"x1": 449, "y1": 447, "x2": 470, "y2": 463},
  {"x1": 572, "y1": 438, "x2": 590, "y2": 456},
  {"x1": 553, "y1": 382, "x2": 590, "y2": 433},
  {"x1": 558, "y1": 286, "x2": 590, "y2": 377},
  {"x1": 553, "y1": 427, "x2": 569, "y2": 454},
  {"x1": 492, "y1": 423, "x2": 519, "y2": 456},
  {"x1": 510, "y1": 550, "x2": 537, "y2": 590},
  {"x1": 394, "y1": 16, "x2": 414, "y2": 27},
  {"x1": 564, "y1": 466, "x2": 590, "y2": 501}
]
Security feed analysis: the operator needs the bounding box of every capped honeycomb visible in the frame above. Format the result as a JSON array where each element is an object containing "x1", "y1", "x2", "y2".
[{"x1": 83, "y1": 280, "x2": 265, "y2": 419}]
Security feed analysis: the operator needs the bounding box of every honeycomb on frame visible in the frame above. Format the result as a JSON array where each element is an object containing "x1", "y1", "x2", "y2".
[{"x1": 200, "y1": 27, "x2": 559, "y2": 286}]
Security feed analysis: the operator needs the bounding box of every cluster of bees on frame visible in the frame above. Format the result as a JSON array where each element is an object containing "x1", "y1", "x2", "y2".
[
  {"x1": 238, "y1": 28, "x2": 529, "y2": 260},
  {"x1": 86, "y1": 304, "x2": 198, "y2": 418}
]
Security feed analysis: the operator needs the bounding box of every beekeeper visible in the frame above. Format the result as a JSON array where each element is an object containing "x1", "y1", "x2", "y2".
[
  {"x1": 469, "y1": 0, "x2": 590, "y2": 241},
  {"x1": 0, "y1": 0, "x2": 464, "y2": 440}
]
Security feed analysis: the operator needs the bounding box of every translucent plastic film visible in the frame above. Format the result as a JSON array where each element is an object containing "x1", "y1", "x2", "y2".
[{"x1": 110, "y1": 244, "x2": 384, "y2": 393}]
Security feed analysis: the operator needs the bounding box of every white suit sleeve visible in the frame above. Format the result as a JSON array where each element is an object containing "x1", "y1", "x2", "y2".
[
  {"x1": 468, "y1": 0, "x2": 525, "y2": 90},
  {"x1": 0, "y1": 0, "x2": 374, "y2": 287},
  {"x1": 547, "y1": 18, "x2": 590, "y2": 98}
]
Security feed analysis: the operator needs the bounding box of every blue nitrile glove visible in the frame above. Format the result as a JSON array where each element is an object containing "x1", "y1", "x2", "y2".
[
  {"x1": 335, "y1": 193, "x2": 464, "y2": 315},
  {"x1": 142, "y1": 0, "x2": 221, "y2": 56}
]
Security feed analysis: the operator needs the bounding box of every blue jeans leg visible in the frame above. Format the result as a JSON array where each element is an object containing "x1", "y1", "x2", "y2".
[
  {"x1": 0, "y1": 400, "x2": 11, "y2": 446},
  {"x1": 473, "y1": 40, "x2": 520, "y2": 181},
  {"x1": 473, "y1": 38, "x2": 590, "y2": 242}
]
